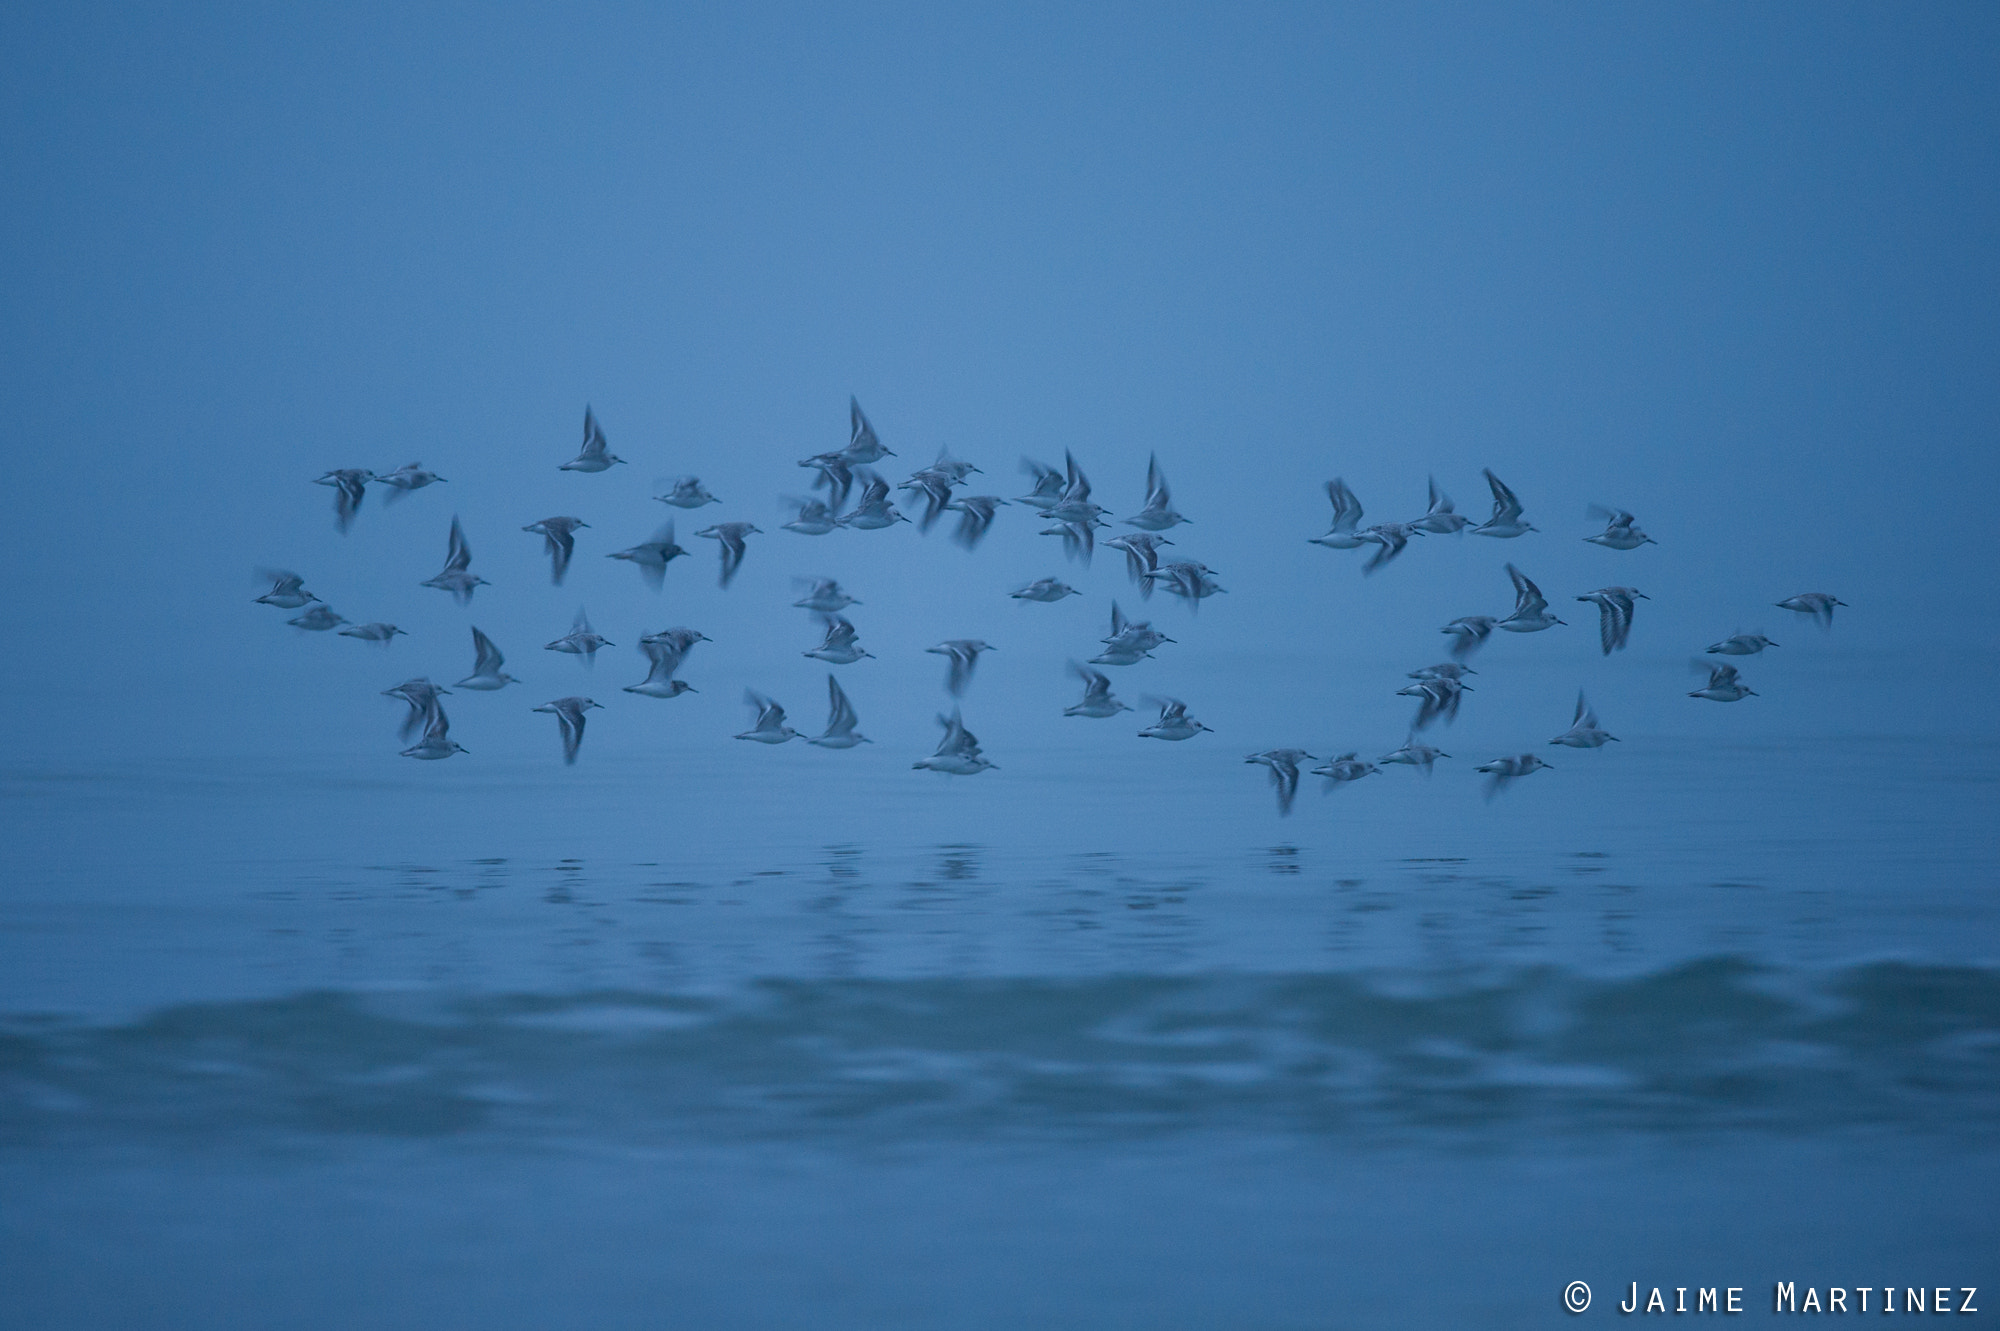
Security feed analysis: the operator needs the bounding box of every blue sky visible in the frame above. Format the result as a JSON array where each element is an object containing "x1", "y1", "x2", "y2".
[{"x1": 3, "y1": 3, "x2": 1996, "y2": 762}]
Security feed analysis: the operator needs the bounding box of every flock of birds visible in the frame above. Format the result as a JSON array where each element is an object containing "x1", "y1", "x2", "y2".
[{"x1": 258, "y1": 399, "x2": 1847, "y2": 811}]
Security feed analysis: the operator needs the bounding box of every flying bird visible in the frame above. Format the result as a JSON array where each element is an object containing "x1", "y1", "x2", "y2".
[
  {"x1": 623, "y1": 639, "x2": 697, "y2": 698},
  {"x1": 255, "y1": 569, "x2": 318, "y2": 610},
  {"x1": 696, "y1": 522, "x2": 761, "y2": 588},
  {"x1": 1410, "y1": 477, "x2": 1469, "y2": 535},
  {"x1": 455, "y1": 627, "x2": 519, "y2": 691},
  {"x1": 607, "y1": 521, "x2": 688, "y2": 590},
  {"x1": 1064, "y1": 662, "x2": 1132, "y2": 718},
  {"x1": 314, "y1": 469, "x2": 374, "y2": 531},
  {"x1": 913, "y1": 708, "x2": 997, "y2": 774},
  {"x1": 1310, "y1": 479, "x2": 1368, "y2": 550},
  {"x1": 400, "y1": 702, "x2": 466, "y2": 761},
  {"x1": 523, "y1": 516, "x2": 588, "y2": 584},
  {"x1": 1138, "y1": 697, "x2": 1213, "y2": 741},
  {"x1": 793, "y1": 577, "x2": 860, "y2": 613},
  {"x1": 656, "y1": 477, "x2": 720, "y2": 508},
  {"x1": 736, "y1": 690, "x2": 798, "y2": 744},
  {"x1": 1472, "y1": 469, "x2": 1535, "y2": 538},
  {"x1": 1475, "y1": 753, "x2": 1554, "y2": 798},
  {"x1": 561, "y1": 407, "x2": 624, "y2": 472},
  {"x1": 1311, "y1": 753, "x2": 1379, "y2": 787},
  {"x1": 339, "y1": 622, "x2": 405, "y2": 644},
  {"x1": 1011, "y1": 577, "x2": 1081, "y2": 603},
  {"x1": 372, "y1": 463, "x2": 445, "y2": 498},
  {"x1": 806, "y1": 675, "x2": 870, "y2": 748},
  {"x1": 1124, "y1": 454, "x2": 1188, "y2": 531},
  {"x1": 1576, "y1": 585, "x2": 1647, "y2": 655},
  {"x1": 1379, "y1": 734, "x2": 1448, "y2": 774},
  {"x1": 1585, "y1": 505, "x2": 1655, "y2": 550},
  {"x1": 1246, "y1": 749, "x2": 1315, "y2": 814},
  {"x1": 804, "y1": 615, "x2": 873, "y2": 665},
  {"x1": 1775, "y1": 592, "x2": 1845, "y2": 628},
  {"x1": 288, "y1": 604, "x2": 346, "y2": 631},
  {"x1": 928, "y1": 639, "x2": 995, "y2": 696},
  {"x1": 1441, "y1": 615, "x2": 1497, "y2": 660},
  {"x1": 383, "y1": 678, "x2": 451, "y2": 742},
  {"x1": 1550, "y1": 692, "x2": 1618, "y2": 748},
  {"x1": 545, "y1": 607, "x2": 611, "y2": 663},
  {"x1": 1689, "y1": 661, "x2": 1756, "y2": 702},
  {"x1": 533, "y1": 696, "x2": 601, "y2": 764},
  {"x1": 1706, "y1": 632, "x2": 1778, "y2": 656},
  {"x1": 1498, "y1": 564, "x2": 1564, "y2": 633},
  {"x1": 421, "y1": 516, "x2": 487, "y2": 604}
]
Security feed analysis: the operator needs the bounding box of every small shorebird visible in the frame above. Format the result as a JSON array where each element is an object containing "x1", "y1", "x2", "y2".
[
  {"x1": 806, "y1": 675, "x2": 870, "y2": 748},
  {"x1": 372, "y1": 462, "x2": 445, "y2": 497},
  {"x1": 314, "y1": 469, "x2": 373, "y2": 531},
  {"x1": 560, "y1": 407, "x2": 624, "y2": 472},
  {"x1": 383, "y1": 678, "x2": 450, "y2": 741},
  {"x1": 1549, "y1": 692, "x2": 1618, "y2": 747},
  {"x1": 914, "y1": 708, "x2": 997, "y2": 774},
  {"x1": 1689, "y1": 661, "x2": 1756, "y2": 702},
  {"x1": 607, "y1": 521, "x2": 688, "y2": 590},
  {"x1": 1585, "y1": 505, "x2": 1655, "y2": 550},
  {"x1": 1577, "y1": 585, "x2": 1647, "y2": 655},
  {"x1": 545, "y1": 608, "x2": 611, "y2": 663},
  {"x1": 736, "y1": 691, "x2": 798, "y2": 744},
  {"x1": 455, "y1": 627, "x2": 519, "y2": 691},
  {"x1": 1310, "y1": 478, "x2": 1368, "y2": 550},
  {"x1": 400, "y1": 705, "x2": 466, "y2": 761},
  {"x1": 1311, "y1": 752, "x2": 1379, "y2": 787},
  {"x1": 1011, "y1": 577, "x2": 1080, "y2": 602},
  {"x1": 656, "y1": 477, "x2": 719, "y2": 508},
  {"x1": 928, "y1": 639, "x2": 995, "y2": 696},
  {"x1": 339, "y1": 622, "x2": 405, "y2": 644},
  {"x1": 1706, "y1": 632, "x2": 1777, "y2": 656},
  {"x1": 1246, "y1": 749, "x2": 1314, "y2": 814},
  {"x1": 1476, "y1": 753, "x2": 1553, "y2": 798},
  {"x1": 533, "y1": 696, "x2": 601, "y2": 764},
  {"x1": 1498, "y1": 564, "x2": 1564, "y2": 633},
  {"x1": 288, "y1": 604, "x2": 346, "y2": 631},
  {"x1": 421, "y1": 517, "x2": 487, "y2": 604},
  {"x1": 946, "y1": 494, "x2": 1007, "y2": 549},
  {"x1": 696, "y1": 522, "x2": 761, "y2": 588},
  {"x1": 804, "y1": 616, "x2": 873, "y2": 665},
  {"x1": 782, "y1": 497, "x2": 839, "y2": 536},
  {"x1": 1379, "y1": 733, "x2": 1448, "y2": 774},
  {"x1": 256, "y1": 569, "x2": 318, "y2": 609},
  {"x1": 1064, "y1": 662, "x2": 1132, "y2": 718},
  {"x1": 1776, "y1": 592, "x2": 1845, "y2": 628},
  {"x1": 1016, "y1": 458, "x2": 1066, "y2": 511},
  {"x1": 1441, "y1": 615, "x2": 1497, "y2": 660},
  {"x1": 1398, "y1": 676, "x2": 1469, "y2": 731},
  {"x1": 1106, "y1": 532, "x2": 1173, "y2": 595},
  {"x1": 838, "y1": 472, "x2": 907, "y2": 530},
  {"x1": 523, "y1": 516, "x2": 588, "y2": 584},
  {"x1": 1138, "y1": 697, "x2": 1213, "y2": 741},
  {"x1": 843, "y1": 397, "x2": 894, "y2": 464},
  {"x1": 793, "y1": 578, "x2": 860, "y2": 613},
  {"x1": 1124, "y1": 454, "x2": 1189, "y2": 531},
  {"x1": 1472, "y1": 469, "x2": 1536, "y2": 538},
  {"x1": 1409, "y1": 477, "x2": 1469, "y2": 535}
]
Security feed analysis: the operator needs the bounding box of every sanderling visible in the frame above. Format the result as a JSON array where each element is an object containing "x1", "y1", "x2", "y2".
[
  {"x1": 805, "y1": 615, "x2": 874, "y2": 665},
  {"x1": 1016, "y1": 457, "x2": 1067, "y2": 510},
  {"x1": 798, "y1": 452, "x2": 856, "y2": 512},
  {"x1": 1379, "y1": 733, "x2": 1448, "y2": 773},
  {"x1": 1472, "y1": 469, "x2": 1536, "y2": 538},
  {"x1": 1246, "y1": 749, "x2": 1315, "y2": 815},
  {"x1": 1124, "y1": 454, "x2": 1189, "y2": 531},
  {"x1": 314, "y1": 469, "x2": 373, "y2": 531},
  {"x1": 523, "y1": 516, "x2": 588, "y2": 585},
  {"x1": 1585, "y1": 505, "x2": 1655, "y2": 550},
  {"x1": 339, "y1": 622, "x2": 405, "y2": 644},
  {"x1": 1409, "y1": 662, "x2": 1476, "y2": 682},
  {"x1": 1411, "y1": 477, "x2": 1470, "y2": 535},
  {"x1": 421, "y1": 516, "x2": 488, "y2": 604},
  {"x1": 696, "y1": 522, "x2": 761, "y2": 588},
  {"x1": 1498, "y1": 564, "x2": 1565, "y2": 633},
  {"x1": 793, "y1": 578, "x2": 859, "y2": 613},
  {"x1": 1398, "y1": 676, "x2": 1469, "y2": 731},
  {"x1": 1011, "y1": 577, "x2": 1080, "y2": 602},
  {"x1": 607, "y1": 521, "x2": 688, "y2": 591},
  {"x1": 560, "y1": 407, "x2": 625, "y2": 472},
  {"x1": 806, "y1": 675, "x2": 871, "y2": 748},
  {"x1": 947, "y1": 495, "x2": 1007, "y2": 549},
  {"x1": 1706, "y1": 632, "x2": 1778, "y2": 656},
  {"x1": 533, "y1": 696, "x2": 601, "y2": 764},
  {"x1": 1310, "y1": 752, "x2": 1379, "y2": 786},
  {"x1": 656, "y1": 477, "x2": 720, "y2": 508},
  {"x1": 1776, "y1": 592, "x2": 1845, "y2": 628},
  {"x1": 1441, "y1": 615, "x2": 1497, "y2": 660},
  {"x1": 928, "y1": 639, "x2": 995, "y2": 696},
  {"x1": 255, "y1": 569, "x2": 318, "y2": 609},
  {"x1": 1577, "y1": 585, "x2": 1647, "y2": 655},
  {"x1": 736, "y1": 690, "x2": 799, "y2": 744},
  {"x1": 623, "y1": 638, "x2": 697, "y2": 698},
  {"x1": 1310, "y1": 478, "x2": 1367, "y2": 550},
  {"x1": 838, "y1": 471, "x2": 908, "y2": 530},
  {"x1": 1064, "y1": 662, "x2": 1132, "y2": 718},
  {"x1": 383, "y1": 678, "x2": 451, "y2": 741},
  {"x1": 1550, "y1": 691, "x2": 1618, "y2": 747},
  {"x1": 545, "y1": 607, "x2": 611, "y2": 663},
  {"x1": 1138, "y1": 696, "x2": 1213, "y2": 741},
  {"x1": 455, "y1": 626, "x2": 519, "y2": 691},
  {"x1": 782, "y1": 497, "x2": 839, "y2": 536},
  {"x1": 1476, "y1": 753, "x2": 1553, "y2": 798},
  {"x1": 1358, "y1": 521, "x2": 1422, "y2": 575},
  {"x1": 288, "y1": 604, "x2": 346, "y2": 631},
  {"x1": 400, "y1": 706, "x2": 466, "y2": 761},
  {"x1": 1106, "y1": 532, "x2": 1174, "y2": 595},
  {"x1": 913, "y1": 708, "x2": 997, "y2": 774},
  {"x1": 372, "y1": 462, "x2": 445, "y2": 497},
  {"x1": 1689, "y1": 661, "x2": 1756, "y2": 702},
  {"x1": 844, "y1": 397, "x2": 894, "y2": 464}
]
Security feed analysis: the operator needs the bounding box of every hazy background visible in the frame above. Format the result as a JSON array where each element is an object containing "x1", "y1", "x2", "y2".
[{"x1": 2, "y1": 2, "x2": 1997, "y2": 774}]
